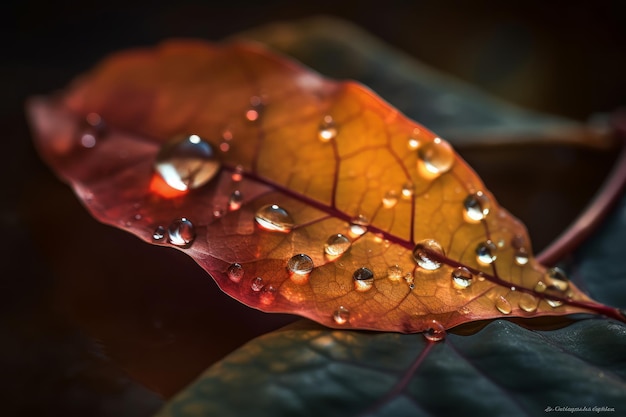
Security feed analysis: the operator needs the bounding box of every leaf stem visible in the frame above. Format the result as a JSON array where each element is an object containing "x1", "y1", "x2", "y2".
[{"x1": 537, "y1": 114, "x2": 626, "y2": 266}]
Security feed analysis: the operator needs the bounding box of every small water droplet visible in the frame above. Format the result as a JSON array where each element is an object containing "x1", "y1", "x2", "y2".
[
  {"x1": 408, "y1": 137, "x2": 420, "y2": 150},
  {"x1": 382, "y1": 190, "x2": 399, "y2": 208},
  {"x1": 412, "y1": 239, "x2": 444, "y2": 270},
  {"x1": 255, "y1": 204, "x2": 294, "y2": 232},
  {"x1": 353, "y1": 267, "x2": 374, "y2": 292},
  {"x1": 463, "y1": 191, "x2": 491, "y2": 222},
  {"x1": 333, "y1": 306, "x2": 350, "y2": 325},
  {"x1": 246, "y1": 96, "x2": 263, "y2": 122},
  {"x1": 78, "y1": 112, "x2": 105, "y2": 148},
  {"x1": 318, "y1": 115, "x2": 337, "y2": 142},
  {"x1": 451, "y1": 267, "x2": 473, "y2": 289},
  {"x1": 417, "y1": 137, "x2": 454, "y2": 176},
  {"x1": 287, "y1": 254, "x2": 314, "y2": 276},
  {"x1": 167, "y1": 218, "x2": 195, "y2": 247},
  {"x1": 459, "y1": 306, "x2": 470, "y2": 315},
  {"x1": 152, "y1": 225, "x2": 166, "y2": 241},
  {"x1": 424, "y1": 320, "x2": 446, "y2": 342},
  {"x1": 231, "y1": 165, "x2": 244, "y2": 182},
  {"x1": 514, "y1": 248, "x2": 529, "y2": 266},
  {"x1": 349, "y1": 214, "x2": 369, "y2": 236},
  {"x1": 134, "y1": 213, "x2": 142, "y2": 221},
  {"x1": 544, "y1": 267, "x2": 569, "y2": 292},
  {"x1": 476, "y1": 241, "x2": 497, "y2": 265},
  {"x1": 251, "y1": 276, "x2": 264, "y2": 292},
  {"x1": 546, "y1": 298, "x2": 563, "y2": 308},
  {"x1": 219, "y1": 141, "x2": 230, "y2": 152},
  {"x1": 495, "y1": 295, "x2": 512, "y2": 314},
  {"x1": 222, "y1": 128, "x2": 233, "y2": 141},
  {"x1": 534, "y1": 281, "x2": 547, "y2": 293},
  {"x1": 213, "y1": 205, "x2": 226, "y2": 218},
  {"x1": 387, "y1": 265, "x2": 403, "y2": 282},
  {"x1": 228, "y1": 190, "x2": 243, "y2": 211},
  {"x1": 154, "y1": 134, "x2": 220, "y2": 191},
  {"x1": 404, "y1": 273, "x2": 415, "y2": 289},
  {"x1": 324, "y1": 233, "x2": 351, "y2": 257},
  {"x1": 227, "y1": 263, "x2": 244, "y2": 283},
  {"x1": 401, "y1": 182, "x2": 414, "y2": 199},
  {"x1": 518, "y1": 293, "x2": 538, "y2": 312},
  {"x1": 260, "y1": 285, "x2": 276, "y2": 305}
]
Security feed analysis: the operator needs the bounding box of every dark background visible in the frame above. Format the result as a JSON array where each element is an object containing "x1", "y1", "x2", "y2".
[{"x1": 2, "y1": 1, "x2": 626, "y2": 416}]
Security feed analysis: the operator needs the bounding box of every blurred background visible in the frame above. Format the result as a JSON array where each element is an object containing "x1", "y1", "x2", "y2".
[{"x1": 2, "y1": 1, "x2": 626, "y2": 416}]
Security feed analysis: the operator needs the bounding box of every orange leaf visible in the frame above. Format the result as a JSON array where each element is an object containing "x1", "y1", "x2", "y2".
[{"x1": 27, "y1": 40, "x2": 623, "y2": 333}]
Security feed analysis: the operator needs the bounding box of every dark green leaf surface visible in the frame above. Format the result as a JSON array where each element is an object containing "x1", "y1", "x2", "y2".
[{"x1": 154, "y1": 19, "x2": 626, "y2": 417}]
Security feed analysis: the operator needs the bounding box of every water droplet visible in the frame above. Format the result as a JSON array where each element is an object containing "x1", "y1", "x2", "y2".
[
  {"x1": 451, "y1": 267, "x2": 473, "y2": 289},
  {"x1": 219, "y1": 141, "x2": 230, "y2": 152},
  {"x1": 514, "y1": 248, "x2": 529, "y2": 266},
  {"x1": 154, "y1": 134, "x2": 220, "y2": 191},
  {"x1": 318, "y1": 115, "x2": 337, "y2": 142},
  {"x1": 251, "y1": 276, "x2": 264, "y2": 292},
  {"x1": 424, "y1": 320, "x2": 446, "y2": 342},
  {"x1": 401, "y1": 182, "x2": 414, "y2": 199},
  {"x1": 222, "y1": 128, "x2": 233, "y2": 141},
  {"x1": 518, "y1": 293, "x2": 538, "y2": 312},
  {"x1": 495, "y1": 295, "x2": 512, "y2": 314},
  {"x1": 333, "y1": 306, "x2": 350, "y2": 325},
  {"x1": 404, "y1": 273, "x2": 415, "y2": 289},
  {"x1": 324, "y1": 234, "x2": 351, "y2": 257},
  {"x1": 167, "y1": 218, "x2": 195, "y2": 247},
  {"x1": 534, "y1": 281, "x2": 547, "y2": 293},
  {"x1": 412, "y1": 239, "x2": 444, "y2": 270},
  {"x1": 227, "y1": 263, "x2": 244, "y2": 283},
  {"x1": 246, "y1": 96, "x2": 263, "y2": 122},
  {"x1": 382, "y1": 190, "x2": 399, "y2": 208},
  {"x1": 476, "y1": 241, "x2": 497, "y2": 265},
  {"x1": 349, "y1": 215, "x2": 369, "y2": 236},
  {"x1": 353, "y1": 267, "x2": 374, "y2": 292},
  {"x1": 260, "y1": 285, "x2": 276, "y2": 305},
  {"x1": 134, "y1": 214, "x2": 142, "y2": 221},
  {"x1": 463, "y1": 191, "x2": 491, "y2": 222},
  {"x1": 544, "y1": 267, "x2": 569, "y2": 292},
  {"x1": 417, "y1": 137, "x2": 454, "y2": 176},
  {"x1": 287, "y1": 254, "x2": 314, "y2": 276},
  {"x1": 231, "y1": 165, "x2": 244, "y2": 182},
  {"x1": 78, "y1": 112, "x2": 105, "y2": 148},
  {"x1": 387, "y1": 265, "x2": 403, "y2": 282},
  {"x1": 255, "y1": 204, "x2": 294, "y2": 232},
  {"x1": 213, "y1": 205, "x2": 226, "y2": 218},
  {"x1": 152, "y1": 225, "x2": 166, "y2": 241},
  {"x1": 546, "y1": 298, "x2": 563, "y2": 308},
  {"x1": 228, "y1": 190, "x2": 243, "y2": 211}
]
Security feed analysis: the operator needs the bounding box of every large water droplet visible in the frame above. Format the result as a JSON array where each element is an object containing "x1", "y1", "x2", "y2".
[
  {"x1": 476, "y1": 241, "x2": 497, "y2": 265},
  {"x1": 167, "y1": 218, "x2": 195, "y2": 246},
  {"x1": 333, "y1": 306, "x2": 350, "y2": 325},
  {"x1": 387, "y1": 265, "x2": 403, "y2": 282},
  {"x1": 154, "y1": 134, "x2": 220, "y2": 191},
  {"x1": 353, "y1": 267, "x2": 374, "y2": 292},
  {"x1": 544, "y1": 267, "x2": 569, "y2": 292},
  {"x1": 518, "y1": 293, "x2": 538, "y2": 312},
  {"x1": 412, "y1": 239, "x2": 444, "y2": 270},
  {"x1": 229, "y1": 190, "x2": 243, "y2": 211},
  {"x1": 287, "y1": 254, "x2": 314, "y2": 276},
  {"x1": 324, "y1": 233, "x2": 351, "y2": 257},
  {"x1": 382, "y1": 190, "x2": 399, "y2": 208},
  {"x1": 251, "y1": 276, "x2": 264, "y2": 292},
  {"x1": 227, "y1": 263, "x2": 244, "y2": 283},
  {"x1": 495, "y1": 295, "x2": 512, "y2": 314},
  {"x1": 417, "y1": 137, "x2": 454, "y2": 176},
  {"x1": 349, "y1": 215, "x2": 369, "y2": 236},
  {"x1": 463, "y1": 191, "x2": 491, "y2": 222},
  {"x1": 255, "y1": 204, "x2": 294, "y2": 232},
  {"x1": 318, "y1": 115, "x2": 337, "y2": 142},
  {"x1": 152, "y1": 225, "x2": 166, "y2": 241},
  {"x1": 451, "y1": 267, "x2": 473, "y2": 289},
  {"x1": 424, "y1": 320, "x2": 446, "y2": 342}
]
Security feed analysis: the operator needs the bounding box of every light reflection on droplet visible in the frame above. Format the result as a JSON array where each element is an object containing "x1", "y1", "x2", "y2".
[
  {"x1": 227, "y1": 263, "x2": 244, "y2": 283},
  {"x1": 495, "y1": 295, "x2": 512, "y2": 314},
  {"x1": 318, "y1": 115, "x2": 337, "y2": 142},
  {"x1": 387, "y1": 265, "x2": 403, "y2": 282},
  {"x1": 231, "y1": 165, "x2": 244, "y2": 182},
  {"x1": 152, "y1": 225, "x2": 166, "y2": 241},
  {"x1": 451, "y1": 267, "x2": 473, "y2": 289},
  {"x1": 514, "y1": 249, "x2": 530, "y2": 266},
  {"x1": 333, "y1": 306, "x2": 350, "y2": 325},
  {"x1": 424, "y1": 320, "x2": 446, "y2": 342},
  {"x1": 401, "y1": 182, "x2": 414, "y2": 199},
  {"x1": 260, "y1": 285, "x2": 276, "y2": 305},
  {"x1": 251, "y1": 276, "x2": 264, "y2": 292},
  {"x1": 229, "y1": 190, "x2": 243, "y2": 211},
  {"x1": 382, "y1": 190, "x2": 399, "y2": 208},
  {"x1": 287, "y1": 254, "x2": 314, "y2": 276},
  {"x1": 349, "y1": 215, "x2": 369, "y2": 237},
  {"x1": 417, "y1": 137, "x2": 455, "y2": 177},
  {"x1": 463, "y1": 191, "x2": 491, "y2": 222},
  {"x1": 476, "y1": 241, "x2": 497, "y2": 265}
]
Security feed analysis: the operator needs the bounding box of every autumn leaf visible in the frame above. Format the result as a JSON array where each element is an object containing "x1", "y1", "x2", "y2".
[{"x1": 27, "y1": 38, "x2": 624, "y2": 334}]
